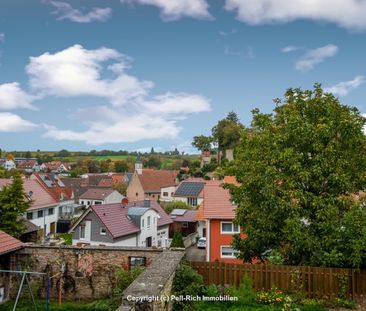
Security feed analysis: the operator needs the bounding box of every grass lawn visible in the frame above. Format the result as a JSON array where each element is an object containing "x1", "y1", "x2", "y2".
[
  {"x1": 0, "y1": 299, "x2": 109, "y2": 311},
  {"x1": 194, "y1": 301, "x2": 327, "y2": 311}
]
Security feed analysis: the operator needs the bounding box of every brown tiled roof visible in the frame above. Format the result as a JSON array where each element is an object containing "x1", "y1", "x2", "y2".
[
  {"x1": 170, "y1": 210, "x2": 197, "y2": 223},
  {"x1": 98, "y1": 177, "x2": 113, "y2": 188},
  {"x1": 72, "y1": 200, "x2": 172, "y2": 239},
  {"x1": 17, "y1": 160, "x2": 37, "y2": 169},
  {"x1": 32, "y1": 173, "x2": 73, "y2": 201},
  {"x1": 195, "y1": 204, "x2": 205, "y2": 221},
  {"x1": 202, "y1": 180, "x2": 236, "y2": 220},
  {"x1": 223, "y1": 176, "x2": 240, "y2": 186},
  {"x1": 0, "y1": 230, "x2": 24, "y2": 255},
  {"x1": 0, "y1": 179, "x2": 58, "y2": 211},
  {"x1": 138, "y1": 169, "x2": 178, "y2": 192},
  {"x1": 79, "y1": 188, "x2": 116, "y2": 200},
  {"x1": 22, "y1": 218, "x2": 39, "y2": 233}
]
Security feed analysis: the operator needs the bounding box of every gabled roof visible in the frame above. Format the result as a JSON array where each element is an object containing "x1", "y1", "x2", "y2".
[
  {"x1": 92, "y1": 204, "x2": 140, "y2": 238},
  {"x1": 137, "y1": 169, "x2": 178, "y2": 192},
  {"x1": 17, "y1": 160, "x2": 37, "y2": 169},
  {"x1": 70, "y1": 200, "x2": 172, "y2": 239},
  {"x1": 202, "y1": 180, "x2": 236, "y2": 220},
  {"x1": 174, "y1": 181, "x2": 205, "y2": 198},
  {"x1": 0, "y1": 230, "x2": 24, "y2": 255},
  {"x1": 170, "y1": 210, "x2": 197, "y2": 223},
  {"x1": 0, "y1": 178, "x2": 58, "y2": 211},
  {"x1": 31, "y1": 173, "x2": 73, "y2": 201},
  {"x1": 79, "y1": 188, "x2": 116, "y2": 200}
]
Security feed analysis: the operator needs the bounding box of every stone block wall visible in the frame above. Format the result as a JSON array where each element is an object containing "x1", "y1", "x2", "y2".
[{"x1": 14, "y1": 245, "x2": 162, "y2": 300}]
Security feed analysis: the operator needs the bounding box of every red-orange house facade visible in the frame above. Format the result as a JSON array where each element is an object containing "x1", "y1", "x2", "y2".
[{"x1": 196, "y1": 180, "x2": 244, "y2": 264}]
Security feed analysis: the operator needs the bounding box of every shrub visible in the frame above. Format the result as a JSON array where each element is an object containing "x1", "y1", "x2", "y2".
[
  {"x1": 172, "y1": 262, "x2": 203, "y2": 310},
  {"x1": 170, "y1": 231, "x2": 185, "y2": 248},
  {"x1": 256, "y1": 286, "x2": 286, "y2": 305}
]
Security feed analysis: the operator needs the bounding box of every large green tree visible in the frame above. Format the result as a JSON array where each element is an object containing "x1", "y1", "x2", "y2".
[
  {"x1": 0, "y1": 173, "x2": 31, "y2": 237},
  {"x1": 192, "y1": 135, "x2": 212, "y2": 152},
  {"x1": 229, "y1": 84, "x2": 366, "y2": 268}
]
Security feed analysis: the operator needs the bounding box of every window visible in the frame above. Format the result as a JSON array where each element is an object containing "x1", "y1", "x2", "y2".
[
  {"x1": 187, "y1": 197, "x2": 198, "y2": 206},
  {"x1": 37, "y1": 210, "x2": 43, "y2": 218},
  {"x1": 87, "y1": 201, "x2": 91, "y2": 205},
  {"x1": 48, "y1": 208, "x2": 54, "y2": 215},
  {"x1": 182, "y1": 222, "x2": 189, "y2": 228},
  {"x1": 142, "y1": 219, "x2": 145, "y2": 228},
  {"x1": 221, "y1": 222, "x2": 240, "y2": 234},
  {"x1": 94, "y1": 201, "x2": 102, "y2": 205},
  {"x1": 100, "y1": 228, "x2": 107, "y2": 235},
  {"x1": 163, "y1": 192, "x2": 169, "y2": 197},
  {"x1": 147, "y1": 216, "x2": 151, "y2": 228},
  {"x1": 221, "y1": 246, "x2": 240, "y2": 258},
  {"x1": 171, "y1": 192, "x2": 174, "y2": 196},
  {"x1": 128, "y1": 256, "x2": 146, "y2": 270},
  {"x1": 26, "y1": 212, "x2": 33, "y2": 220},
  {"x1": 80, "y1": 226, "x2": 86, "y2": 239}
]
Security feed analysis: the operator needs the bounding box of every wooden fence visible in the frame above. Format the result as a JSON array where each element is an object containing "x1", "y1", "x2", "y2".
[{"x1": 189, "y1": 261, "x2": 366, "y2": 300}]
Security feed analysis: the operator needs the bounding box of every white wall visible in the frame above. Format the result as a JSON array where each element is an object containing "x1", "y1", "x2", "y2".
[
  {"x1": 138, "y1": 209, "x2": 159, "y2": 247},
  {"x1": 72, "y1": 234, "x2": 138, "y2": 247},
  {"x1": 197, "y1": 220, "x2": 206, "y2": 238},
  {"x1": 160, "y1": 186, "x2": 176, "y2": 202},
  {"x1": 105, "y1": 191, "x2": 124, "y2": 204},
  {"x1": 173, "y1": 196, "x2": 203, "y2": 207},
  {"x1": 157, "y1": 225, "x2": 170, "y2": 248},
  {"x1": 25, "y1": 205, "x2": 59, "y2": 235}
]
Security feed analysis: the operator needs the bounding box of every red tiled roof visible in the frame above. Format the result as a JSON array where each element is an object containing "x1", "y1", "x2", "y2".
[
  {"x1": 98, "y1": 178, "x2": 114, "y2": 188},
  {"x1": 195, "y1": 204, "x2": 205, "y2": 221},
  {"x1": 31, "y1": 173, "x2": 73, "y2": 201},
  {"x1": 111, "y1": 174, "x2": 124, "y2": 183},
  {"x1": 170, "y1": 210, "x2": 197, "y2": 223},
  {"x1": 79, "y1": 188, "x2": 116, "y2": 200},
  {"x1": 223, "y1": 176, "x2": 240, "y2": 186},
  {"x1": 202, "y1": 180, "x2": 236, "y2": 220},
  {"x1": 17, "y1": 160, "x2": 37, "y2": 169},
  {"x1": 138, "y1": 169, "x2": 178, "y2": 192},
  {"x1": 0, "y1": 230, "x2": 24, "y2": 255},
  {"x1": 0, "y1": 179, "x2": 58, "y2": 211}
]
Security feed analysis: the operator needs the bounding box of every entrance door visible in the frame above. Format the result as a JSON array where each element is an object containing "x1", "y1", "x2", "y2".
[
  {"x1": 146, "y1": 236, "x2": 152, "y2": 247},
  {"x1": 50, "y1": 222, "x2": 56, "y2": 235}
]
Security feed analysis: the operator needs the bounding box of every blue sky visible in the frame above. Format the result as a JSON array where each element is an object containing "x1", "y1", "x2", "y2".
[{"x1": 1, "y1": 0, "x2": 366, "y2": 153}]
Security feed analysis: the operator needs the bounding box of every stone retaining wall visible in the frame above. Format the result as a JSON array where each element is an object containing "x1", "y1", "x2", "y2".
[{"x1": 14, "y1": 245, "x2": 162, "y2": 300}]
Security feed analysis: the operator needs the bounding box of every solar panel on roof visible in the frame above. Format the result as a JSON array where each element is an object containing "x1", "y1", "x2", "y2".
[
  {"x1": 174, "y1": 182, "x2": 205, "y2": 197},
  {"x1": 171, "y1": 209, "x2": 186, "y2": 216}
]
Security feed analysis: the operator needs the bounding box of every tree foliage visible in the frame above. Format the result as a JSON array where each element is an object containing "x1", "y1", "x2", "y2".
[
  {"x1": 170, "y1": 231, "x2": 185, "y2": 248},
  {"x1": 0, "y1": 173, "x2": 31, "y2": 237},
  {"x1": 230, "y1": 84, "x2": 366, "y2": 268},
  {"x1": 192, "y1": 135, "x2": 212, "y2": 152}
]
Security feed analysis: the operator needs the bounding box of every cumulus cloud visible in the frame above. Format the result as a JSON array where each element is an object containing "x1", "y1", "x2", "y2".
[
  {"x1": 0, "y1": 83, "x2": 35, "y2": 110},
  {"x1": 294, "y1": 44, "x2": 338, "y2": 71},
  {"x1": 121, "y1": 0, "x2": 213, "y2": 21},
  {"x1": 224, "y1": 0, "x2": 366, "y2": 31},
  {"x1": 47, "y1": 1, "x2": 112, "y2": 23},
  {"x1": 27, "y1": 45, "x2": 211, "y2": 145},
  {"x1": 324, "y1": 76, "x2": 365, "y2": 96},
  {"x1": 26, "y1": 44, "x2": 151, "y2": 106},
  {"x1": 0, "y1": 112, "x2": 37, "y2": 132}
]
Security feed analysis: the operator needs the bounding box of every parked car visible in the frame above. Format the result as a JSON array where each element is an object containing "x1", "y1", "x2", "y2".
[{"x1": 197, "y1": 237, "x2": 206, "y2": 249}]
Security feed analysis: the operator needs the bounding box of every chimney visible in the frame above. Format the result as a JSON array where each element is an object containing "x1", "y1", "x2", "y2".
[{"x1": 144, "y1": 199, "x2": 150, "y2": 208}]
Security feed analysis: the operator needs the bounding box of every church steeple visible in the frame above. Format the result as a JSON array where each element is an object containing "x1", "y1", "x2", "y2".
[{"x1": 135, "y1": 154, "x2": 142, "y2": 175}]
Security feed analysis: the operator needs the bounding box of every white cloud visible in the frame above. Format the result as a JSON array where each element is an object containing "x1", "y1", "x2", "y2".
[
  {"x1": 0, "y1": 33, "x2": 4, "y2": 43},
  {"x1": 121, "y1": 0, "x2": 212, "y2": 21},
  {"x1": 224, "y1": 0, "x2": 366, "y2": 31},
  {"x1": 0, "y1": 112, "x2": 37, "y2": 132},
  {"x1": 282, "y1": 46, "x2": 301, "y2": 53},
  {"x1": 219, "y1": 28, "x2": 237, "y2": 36},
  {"x1": 26, "y1": 44, "x2": 152, "y2": 106},
  {"x1": 0, "y1": 82, "x2": 36, "y2": 110},
  {"x1": 47, "y1": 1, "x2": 112, "y2": 23},
  {"x1": 30, "y1": 45, "x2": 211, "y2": 145},
  {"x1": 294, "y1": 44, "x2": 338, "y2": 71},
  {"x1": 224, "y1": 46, "x2": 254, "y2": 58},
  {"x1": 324, "y1": 76, "x2": 365, "y2": 96}
]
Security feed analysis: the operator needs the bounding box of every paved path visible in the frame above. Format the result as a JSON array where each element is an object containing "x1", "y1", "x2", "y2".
[{"x1": 186, "y1": 244, "x2": 205, "y2": 261}]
